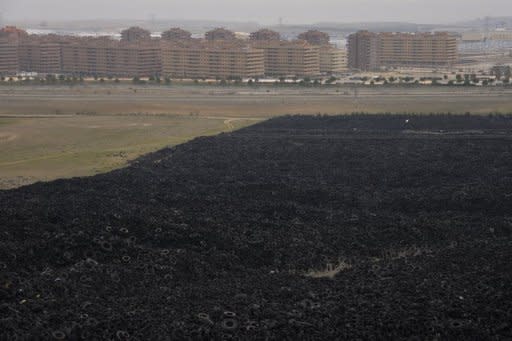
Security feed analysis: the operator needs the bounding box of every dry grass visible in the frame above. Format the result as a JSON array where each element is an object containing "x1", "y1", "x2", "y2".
[
  {"x1": 0, "y1": 114, "x2": 256, "y2": 189},
  {"x1": 375, "y1": 246, "x2": 433, "y2": 262},
  {"x1": 1, "y1": 86, "x2": 512, "y2": 117},
  {"x1": 305, "y1": 260, "x2": 352, "y2": 279},
  {"x1": 2, "y1": 85, "x2": 511, "y2": 189}
]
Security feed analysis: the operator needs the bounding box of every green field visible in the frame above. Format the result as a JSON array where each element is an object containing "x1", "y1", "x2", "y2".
[{"x1": 0, "y1": 114, "x2": 256, "y2": 189}]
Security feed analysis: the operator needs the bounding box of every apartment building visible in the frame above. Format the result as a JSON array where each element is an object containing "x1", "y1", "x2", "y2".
[
  {"x1": 249, "y1": 29, "x2": 281, "y2": 42},
  {"x1": 0, "y1": 26, "x2": 26, "y2": 74},
  {"x1": 121, "y1": 27, "x2": 151, "y2": 42},
  {"x1": 205, "y1": 28, "x2": 236, "y2": 41},
  {"x1": 1, "y1": 25, "x2": 346, "y2": 78},
  {"x1": 0, "y1": 38, "x2": 19, "y2": 75},
  {"x1": 161, "y1": 39, "x2": 264, "y2": 79},
  {"x1": 61, "y1": 38, "x2": 161, "y2": 77},
  {"x1": 378, "y1": 32, "x2": 458, "y2": 68},
  {"x1": 347, "y1": 31, "x2": 380, "y2": 71},
  {"x1": 162, "y1": 28, "x2": 192, "y2": 41},
  {"x1": 251, "y1": 40, "x2": 320, "y2": 77},
  {"x1": 18, "y1": 36, "x2": 62, "y2": 74},
  {"x1": 298, "y1": 30, "x2": 330, "y2": 46},
  {"x1": 348, "y1": 30, "x2": 458, "y2": 71},
  {"x1": 320, "y1": 46, "x2": 347, "y2": 74}
]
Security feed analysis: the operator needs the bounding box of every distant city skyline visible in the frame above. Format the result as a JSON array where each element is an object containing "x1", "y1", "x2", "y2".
[{"x1": 1, "y1": 0, "x2": 511, "y2": 25}]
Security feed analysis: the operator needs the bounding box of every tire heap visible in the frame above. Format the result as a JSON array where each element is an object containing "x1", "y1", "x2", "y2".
[{"x1": 1, "y1": 114, "x2": 511, "y2": 339}]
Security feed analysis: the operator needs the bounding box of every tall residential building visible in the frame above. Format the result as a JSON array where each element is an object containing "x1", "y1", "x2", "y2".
[
  {"x1": 0, "y1": 37, "x2": 19, "y2": 75},
  {"x1": 1, "y1": 25, "x2": 345, "y2": 78},
  {"x1": 18, "y1": 36, "x2": 62, "y2": 74},
  {"x1": 161, "y1": 40, "x2": 264, "y2": 79},
  {"x1": 121, "y1": 27, "x2": 151, "y2": 42},
  {"x1": 0, "y1": 27, "x2": 27, "y2": 74},
  {"x1": 252, "y1": 40, "x2": 321, "y2": 77},
  {"x1": 205, "y1": 28, "x2": 236, "y2": 41},
  {"x1": 320, "y1": 46, "x2": 347, "y2": 74},
  {"x1": 161, "y1": 28, "x2": 192, "y2": 41},
  {"x1": 0, "y1": 26, "x2": 28, "y2": 42},
  {"x1": 347, "y1": 31, "x2": 379, "y2": 71},
  {"x1": 61, "y1": 38, "x2": 161, "y2": 77},
  {"x1": 378, "y1": 32, "x2": 457, "y2": 68},
  {"x1": 298, "y1": 30, "x2": 330, "y2": 46},
  {"x1": 249, "y1": 29, "x2": 281, "y2": 42},
  {"x1": 348, "y1": 30, "x2": 458, "y2": 71}
]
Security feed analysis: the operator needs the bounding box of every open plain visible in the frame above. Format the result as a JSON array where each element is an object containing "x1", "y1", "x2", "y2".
[{"x1": 1, "y1": 85, "x2": 512, "y2": 188}]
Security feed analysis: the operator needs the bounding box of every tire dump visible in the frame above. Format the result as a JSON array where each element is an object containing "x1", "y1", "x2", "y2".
[{"x1": 1, "y1": 114, "x2": 511, "y2": 339}]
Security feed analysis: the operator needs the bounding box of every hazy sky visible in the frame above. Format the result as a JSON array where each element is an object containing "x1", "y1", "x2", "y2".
[{"x1": 1, "y1": 0, "x2": 510, "y2": 24}]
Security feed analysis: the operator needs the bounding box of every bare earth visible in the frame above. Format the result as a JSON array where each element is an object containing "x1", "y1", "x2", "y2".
[{"x1": 1, "y1": 85, "x2": 511, "y2": 189}]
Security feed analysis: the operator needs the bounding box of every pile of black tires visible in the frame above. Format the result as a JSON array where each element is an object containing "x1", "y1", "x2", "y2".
[{"x1": 1, "y1": 114, "x2": 511, "y2": 339}]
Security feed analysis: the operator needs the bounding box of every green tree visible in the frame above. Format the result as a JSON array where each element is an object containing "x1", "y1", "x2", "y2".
[
  {"x1": 326, "y1": 76, "x2": 337, "y2": 84},
  {"x1": 505, "y1": 66, "x2": 512, "y2": 80}
]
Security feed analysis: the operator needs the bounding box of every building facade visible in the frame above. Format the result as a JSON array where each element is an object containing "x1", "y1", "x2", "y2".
[
  {"x1": 378, "y1": 32, "x2": 458, "y2": 68},
  {"x1": 205, "y1": 28, "x2": 236, "y2": 41},
  {"x1": 347, "y1": 31, "x2": 379, "y2": 71},
  {"x1": 320, "y1": 46, "x2": 347, "y2": 74},
  {"x1": 162, "y1": 28, "x2": 192, "y2": 41},
  {"x1": 298, "y1": 30, "x2": 330, "y2": 46},
  {"x1": 348, "y1": 30, "x2": 458, "y2": 71},
  {"x1": 161, "y1": 40, "x2": 264, "y2": 79},
  {"x1": 1, "y1": 25, "x2": 348, "y2": 78},
  {"x1": 61, "y1": 38, "x2": 161, "y2": 77},
  {"x1": 121, "y1": 27, "x2": 151, "y2": 42},
  {"x1": 0, "y1": 26, "x2": 26, "y2": 75},
  {"x1": 250, "y1": 29, "x2": 281, "y2": 42},
  {"x1": 252, "y1": 41, "x2": 321, "y2": 77},
  {"x1": 0, "y1": 38, "x2": 19, "y2": 75},
  {"x1": 18, "y1": 36, "x2": 62, "y2": 74}
]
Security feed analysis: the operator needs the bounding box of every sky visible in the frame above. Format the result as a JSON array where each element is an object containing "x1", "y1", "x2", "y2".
[{"x1": 1, "y1": 0, "x2": 511, "y2": 25}]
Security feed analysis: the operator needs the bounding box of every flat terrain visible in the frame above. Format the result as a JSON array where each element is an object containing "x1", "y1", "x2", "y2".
[
  {"x1": 1, "y1": 115, "x2": 511, "y2": 339},
  {"x1": 0, "y1": 113, "x2": 256, "y2": 189},
  {"x1": 2, "y1": 85, "x2": 512, "y2": 116},
  {"x1": 1, "y1": 85, "x2": 512, "y2": 188}
]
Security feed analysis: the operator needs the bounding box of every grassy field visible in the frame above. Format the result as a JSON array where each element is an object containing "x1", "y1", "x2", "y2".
[
  {"x1": 1, "y1": 84, "x2": 512, "y2": 189},
  {"x1": 0, "y1": 114, "x2": 255, "y2": 189}
]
